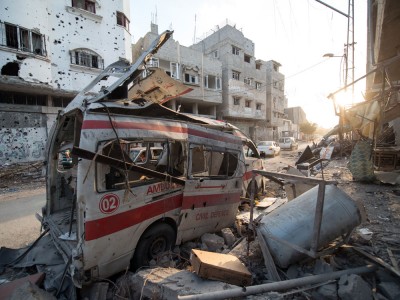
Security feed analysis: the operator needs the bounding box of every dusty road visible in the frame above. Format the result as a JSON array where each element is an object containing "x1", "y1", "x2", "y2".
[{"x1": 0, "y1": 185, "x2": 46, "y2": 248}]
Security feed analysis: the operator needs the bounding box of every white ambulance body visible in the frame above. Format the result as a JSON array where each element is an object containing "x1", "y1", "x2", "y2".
[{"x1": 43, "y1": 31, "x2": 246, "y2": 286}]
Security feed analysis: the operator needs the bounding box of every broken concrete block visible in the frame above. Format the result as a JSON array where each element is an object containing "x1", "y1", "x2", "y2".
[
  {"x1": 221, "y1": 228, "x2": 236, "y2": 247},
  {"x1": 200, "y1": 232, "x2": 225, "y2": 251},
  {"x1": 190, "y1": 249, "x2": 252, "y2": 286},
  {"x1": 114, "y1": 268, "x2": 238, "y2": 299},
  {"x1": 313, "y1": 259, "x2": 334, "y2": 275},
  {"x1": 378, "y1": 281, "x2": 400, "y2": 300},
  {"x1": 312, "y1": 283, "x2": 338, "y2": 300},
  {"x1": 338, "y1": 274, "x2": 373, "y2": 300}
]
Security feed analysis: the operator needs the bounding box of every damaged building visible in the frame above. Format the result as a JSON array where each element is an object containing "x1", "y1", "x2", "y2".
[
  {"x1": 0, "y1": 0, "x2": 132, "y2": 165},
  {"x1": 133, "y1": 21, "x2": 302, "y2": 143}
]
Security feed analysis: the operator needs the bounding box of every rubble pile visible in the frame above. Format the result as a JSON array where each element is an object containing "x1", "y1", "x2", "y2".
[{"x1": 0, "y1": 161, "x2": 44, "y2": 189}]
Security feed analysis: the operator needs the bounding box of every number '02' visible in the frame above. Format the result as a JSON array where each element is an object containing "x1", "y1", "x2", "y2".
[{"x1": 99, "y1": 194, "x2": 120, "y2": 214}]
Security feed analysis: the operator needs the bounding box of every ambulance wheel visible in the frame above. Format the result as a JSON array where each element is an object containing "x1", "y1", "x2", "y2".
[{"x1": 130, "y1": 223, "x2": 176, "y2": 271}]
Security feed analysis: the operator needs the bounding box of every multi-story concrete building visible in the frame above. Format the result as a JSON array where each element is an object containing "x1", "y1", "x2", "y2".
[
  {"x1": 191, "y1": 24, "x2": 268, "y2": 142},
  {"x1": 285, "y1": 106, "x2": 307, "y2": 126},
  {"x1": 0, "y1": 0, "x2": 131, "y2": 164},
  {"x1": 284, "y1": 106, "x2": 307, "y2": 139},
  {"x1": 264, "y1": 60, "x2": 287, "y2": 140},
  {"x1": 132, "y1": 23, "x2": 222, "y2": 119}
]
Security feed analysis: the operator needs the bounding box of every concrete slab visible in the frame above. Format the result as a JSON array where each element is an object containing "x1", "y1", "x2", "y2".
[{"x1": 114, "y1": 268, "x2": 239, "y2": 300}]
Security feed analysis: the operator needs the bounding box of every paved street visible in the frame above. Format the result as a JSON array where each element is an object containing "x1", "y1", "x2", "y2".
[{"x1": 0, "y1": 186, "x2": 45, "y2": 248}]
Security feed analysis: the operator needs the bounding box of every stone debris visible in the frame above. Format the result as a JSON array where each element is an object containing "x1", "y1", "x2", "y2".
[
  {"x1": 200, "y1": 233, "x2": 225, "y2": 252},
  {"x1": 111, "y1": 268, "x2": 239, "y2": 300}
]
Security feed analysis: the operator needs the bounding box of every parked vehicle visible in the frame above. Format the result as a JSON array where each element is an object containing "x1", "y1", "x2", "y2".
[
  {"x1": 279, "y1": 137, "x2": 299, "y2": 150},
  {"x1": 257, "y1": 141, "x2": 281, "y2": 157},
  {"x1": 44, "y1": 31, "x2": 247, "y2": 287}
]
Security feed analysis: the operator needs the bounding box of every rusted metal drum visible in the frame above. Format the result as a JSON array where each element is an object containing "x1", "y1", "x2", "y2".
[{"x1": 257, "y1": 185, "x2": 362, "y2": 268}]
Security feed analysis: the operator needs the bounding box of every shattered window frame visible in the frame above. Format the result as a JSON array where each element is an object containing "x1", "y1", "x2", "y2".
[
  {"x1": 170, "y1": 62, "x2": 180, "y2": 79},
  {"x1": 184, "y1": 73, "x2": 199, "y2": 85},
  {"x1": 116, "y1": 11, "x2": 130, "y2": 31},
  {"x1": 233, "y1": 96, "x2": 240, "y2": 106},
  {"x1": 189, "y1": 144, "x2": 239, "y2": 179},
  {"x1": 70, "y1": 48, "x2": 104, "y2": 69},
  {"x1": 0, "y1": 22, "x2": 47, "y2": 56},
  {"x1": 72, "y1": 0, "x2": 96, "y2": 14},
  {"x1": 232, "y1": 70, "x2": 240, "y2": 80}
]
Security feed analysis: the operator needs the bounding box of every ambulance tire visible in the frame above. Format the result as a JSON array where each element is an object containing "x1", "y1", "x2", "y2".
[{"x1": 131, "y1": 223, "x2": 176, "y2": 271}]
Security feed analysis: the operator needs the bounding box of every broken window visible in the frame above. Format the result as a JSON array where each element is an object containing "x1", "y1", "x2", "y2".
[
  {"x1": 244, "y1": 54, "x2": 251, "y2": 63},
  {"x1": 19, "y1": 28, "x2": 29, "y2": 52},
  {"x1": 233, "y1": 96, "x2": 240, "y2": 106},
  {"x1": 216, "y1": 77, "x2": 221, "y2": 89},
  {"x1": 5, "y1": 23, "x2": 18, "y2": 49},
  {"x1": 184, "y1": 73, "x2": 198, "y2": 84},
  {"x1": 232, "y1": 70, "x2": 240, "y2": 80},
  {"x1": 256, "y1": 62, "x2": 261, "y2": 70},
  {"x1": 72, "y1": 0, "x2": 96, "y2": 13},
  {"x1": 232, "y1": 45, "x2": 240, "y2": 55},
  {"x1": 53, "y1": 97, "x2": 73, "y2": 108},
  {"x1": 116, "y1": 11, "x2": 130, "y2": 31},
  {"x1": 189, "y1": 144, "x2": 239, "y2": 178},
  {"x1": 244, "y1": 77, "x2": 252, "y2": 86},
  {"x1": 245, "y1": 100, "x2": 251, "y2": 108},
  {"x1": 255, "y1": 81, "x2": 262, "y2": 90},
  {"x1": 70, "y1": 48, "x2": 104, "y2": 69},
  {"x1": 97, "y1": 140, "x2": 186, "y2": 191},
  {"x1": 203, "y1": 75, "x2": 221, "y2": 90},
  {"x1": 0, "y1": 91, "x2": 46, "y2": 105},
  {"x1": 170, "y1": 62, "x2": 180, "y2": 79},
  {"x1": 256, "y1": 103, "x2": 262, "y2": 110},
  {"x1": 0, "y1": 22, "x2": 46, "y2": 56}
]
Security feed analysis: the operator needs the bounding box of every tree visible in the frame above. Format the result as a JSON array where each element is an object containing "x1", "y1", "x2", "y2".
[{"x1": 300, "y1": 121, "x2": 318, "y2": 141}]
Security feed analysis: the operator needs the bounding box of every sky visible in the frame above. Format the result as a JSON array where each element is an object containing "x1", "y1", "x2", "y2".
[{"x1": 130, "y1": 0, "x2": 368, "y2": 129}]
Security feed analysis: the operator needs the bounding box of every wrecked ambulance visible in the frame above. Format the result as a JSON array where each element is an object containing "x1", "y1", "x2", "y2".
[{"x1": 43, "y1": 30, "x2": 249, "y2": 287}]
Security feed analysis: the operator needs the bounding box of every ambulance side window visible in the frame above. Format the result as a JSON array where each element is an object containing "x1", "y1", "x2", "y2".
[
  {"x1": 96, "y1": 139, "x2": 163, "y2": 191},
  {"x1": 189, "y1": 145, "x2": 239, "y2": 179}
]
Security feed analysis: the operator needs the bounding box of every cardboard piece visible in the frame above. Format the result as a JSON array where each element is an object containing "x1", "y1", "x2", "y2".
[{"x1": 190, "y1": 249, "x2": 252, "y2": 286}]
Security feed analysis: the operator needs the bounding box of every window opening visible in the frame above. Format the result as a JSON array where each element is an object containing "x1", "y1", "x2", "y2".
[
  {"x1": 232, "y1": 45, "x2": 240, "y2": 55},
  {"x1": 190, "y1": 145, "x2": 238, "y2": 178},
  {"x1": 72, "y1": 0, "x2": 96, "y2": 13},
  {"x1": 232, "y1": 70, "x2": 240, "y2": 80},
  {"x1": 116, "y1": 11, "x2": 130, "y2": 30}
]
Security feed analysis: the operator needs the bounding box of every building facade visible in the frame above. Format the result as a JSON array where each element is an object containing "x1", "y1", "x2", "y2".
[
  {"x1": 0, "y1": 0, "x2": 131, "y2": 164},
  {"x1": 132, "y1": 23, "x2": 222, "y2": 119},
  {"x1": 191, "y1": 24, "x2": 269, "y2": 142}
]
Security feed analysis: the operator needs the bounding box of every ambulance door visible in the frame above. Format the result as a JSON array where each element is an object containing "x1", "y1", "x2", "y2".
[{"x1": 177, "y1": 143, "x2": 242, "y2": 243}]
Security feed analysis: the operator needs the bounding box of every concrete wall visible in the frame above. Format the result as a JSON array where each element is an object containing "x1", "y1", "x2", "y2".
[
  {"x1": 0, "y1": 0, "x2": 132, "y2": 164},
  {"x1": 0, "y1": 105, "x2": 59, "y2": 164}
]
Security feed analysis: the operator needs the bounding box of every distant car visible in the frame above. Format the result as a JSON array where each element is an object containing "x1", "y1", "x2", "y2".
[
  {"x1": 279, "y1": 137, "x2": 298, "y2": 150},
  {"x1": 257, "y1": 141, "x2": 281, "y2": 157}
]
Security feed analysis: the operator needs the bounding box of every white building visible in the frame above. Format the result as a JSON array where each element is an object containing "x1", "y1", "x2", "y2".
[
  {"x1": 132, "y1": 23, "x2": 222, "y2": 119},
  {"x1": 0, "y1": 0, "x2": 131, "y2": 164}
]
